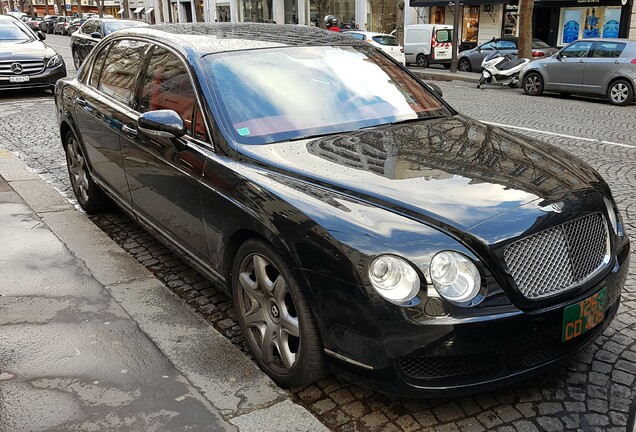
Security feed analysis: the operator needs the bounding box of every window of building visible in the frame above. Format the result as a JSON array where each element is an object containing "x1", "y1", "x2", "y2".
[
  {"x1": 462, "y1": 5, "x2": 479, "y2": 43},
  {"x1": 431, "y1": 6, "x2": 445, "y2": 24}
]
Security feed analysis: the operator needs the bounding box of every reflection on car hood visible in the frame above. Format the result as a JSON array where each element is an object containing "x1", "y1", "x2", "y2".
[
  {"x1": 0, "y1": 40, "x2": 55, "y2": 58},
  {"x1": 237, "y1": 116, "x2": 602, "y2": 233}
]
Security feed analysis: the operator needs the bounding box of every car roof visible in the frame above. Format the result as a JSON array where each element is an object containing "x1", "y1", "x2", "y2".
[{"x1": 116, "y1": 23, "x2": 365, "y2": 55}]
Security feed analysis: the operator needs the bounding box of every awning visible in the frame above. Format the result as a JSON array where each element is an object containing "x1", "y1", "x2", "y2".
[
  {"x1": 133, "y1": 6, "x2": 144, "y2": 13},
  {"x1": 117, "y1": 8, "x2": 124, "y2": 13},
  {"x1": 145, "y1": 7, "x2": 154, "y2": 13},
  {"x1": 410, "y1": 0, "x2": 510, "y2": 6}
]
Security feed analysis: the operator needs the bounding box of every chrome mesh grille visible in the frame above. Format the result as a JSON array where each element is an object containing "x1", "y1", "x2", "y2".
[
  {"x1": 503, "y1": 213, "x2": 609, "y2": 300},
  {"x1": 0, "y1": 59, "x2": 45, "y2": 75}
]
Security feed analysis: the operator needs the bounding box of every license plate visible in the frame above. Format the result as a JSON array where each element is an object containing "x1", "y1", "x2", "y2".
[
  {"x1": 10, "y1": 76, "x2": 30, "y2": 83},
  {"x1": 562, "y1": 288, "x2": 607, "y2": 342}
]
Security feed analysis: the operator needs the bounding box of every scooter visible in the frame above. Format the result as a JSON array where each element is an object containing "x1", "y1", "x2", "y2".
[{"x1": 477, "y1": 50, "x2": 531, "y2": 89}]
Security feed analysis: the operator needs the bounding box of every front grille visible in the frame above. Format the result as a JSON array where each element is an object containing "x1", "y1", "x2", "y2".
[
  {"x1": 0, "y1": 59, "x2": 45, "y2": 76},
  {"x1": 504, "y1": 213, "x2": 609, "y2": 300},
  {"x1": 398, "y1": 353, "x2": 496, "y2": 379}
]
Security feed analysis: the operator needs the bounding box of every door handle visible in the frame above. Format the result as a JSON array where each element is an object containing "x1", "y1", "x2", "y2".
[
  {"x1": 75, "y1": 96, "x2": 87, "y2": 106},
  {"x1": 122, "y1": 124, "x2": 137, "y2": 136},
  {"x1": 577, "y1": 60, "x2": 585, "y2": 64}
]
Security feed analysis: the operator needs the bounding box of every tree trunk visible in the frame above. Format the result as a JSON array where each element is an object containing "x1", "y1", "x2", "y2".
[
  {"x1": 518, "y1": 0, "x2": 534, "y2": 59},
  {"x1": 77, "y1": 0, "x2": 82, "y2": 18},
  {"x1": 8, "y1": 0, "x2": 15, "y2": 13},
  {"x1": 44, "y1": 0, "x2": 49, "y2": 15},
  {"x1": 122, "y1": 0, "x2": 129, "y2": 18},
  {"x1": 98, "y1": 0, "x2": 103, "y2": 17},
  {"x1": 396, "y1": 0, "x2": 404, "y2": 46},
  {"x1": 29, "y1": 0, "x2": 35, "y2": 16}
]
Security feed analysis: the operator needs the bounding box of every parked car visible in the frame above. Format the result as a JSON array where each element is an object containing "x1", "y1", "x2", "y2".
[
  {"x1": 522, "y1": 38, "x2": 636, "y2": 106},
  {"x1": 403, "y1": 24, "x2": 453, "y2": 68},
  {"x1": 344, "y1": 31, "x2": 405, "y2": 65},
  {"x1": 53, "y1": 16, "x2": 73, "y2": 35},
  {"x1": 0, "y1": 15, "x2": 66, "y2": 91},
  {"x1": 67, "y1": 18, "x2": 86, "y2": 35},
  {"x1": 70, "y1": 18, "x2": 149, "y2": 68},
  {"x1": 26, "y1": 17, "x2": 43, "y2": 32},
  {"x1": 458, "y1": 37, "x2": 558, "y2": 72},
  {"x1": 56, "y1": 23, "x2": 629, "y2": 396},
  {"x1": 39, "y1": 15, "x2": 58, "y2": 33}
]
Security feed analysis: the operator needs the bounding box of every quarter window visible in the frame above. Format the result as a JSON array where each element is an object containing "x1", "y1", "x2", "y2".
[
  {"x1": 592, "y1": 42, "x2": 626, "y2": 58},
  {"x1": 98, "y1": 39, "x2": 148, "y2": 106},
  {"x1": 139, "y1": 46, "x2": 198, "y2": 136},
  {"x1": 89, "y1": 43, "x2": 110, "y2": 87}
]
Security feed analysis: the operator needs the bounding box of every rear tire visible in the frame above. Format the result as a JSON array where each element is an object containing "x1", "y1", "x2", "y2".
[
  {"x1": 416, "y1": 54, "x2": 429, "y2": 68},
  {"x1": 458, "y1": 58, "x2": 471, "y2": 72},
  {"x1": 607, "y1": 79, "x2": 633, "y2": 106},
  {"x1": 64, "y1": 129, "x2": 108, "y2": 214},
  {"x1": 523, "y1": 72, "x2": 544, "y2": 96},
  {"x1": 233, "y1": 239, "x2": 327, "y2": 388}
]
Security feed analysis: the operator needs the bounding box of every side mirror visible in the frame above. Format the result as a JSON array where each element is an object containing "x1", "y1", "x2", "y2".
[
  {"x1": 427, "y1": 82, "x2": 443, "y2": 98},
  {"x1": 37, "y1": 31, "x2": 46, "y2": 40},
  {"x1": 138, "y1": 110, "x2": 186, "y2": 139},
  {"x1": 90, "y1": 31, "x2": 102, "y2": 39}
]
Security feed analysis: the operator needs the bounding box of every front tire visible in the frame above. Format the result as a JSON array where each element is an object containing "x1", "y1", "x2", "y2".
[
  {"x1": 64, "y1": 129, "x2": 108, "y2": 214},
  {"x1": 458, "y1": 58, "x2": 471, "y2": 72},
  {"x1": 416, "y1": 54, "x2": 429, "y2": 68},
  {"x1": 523, "y1": 72, "x2": 544, "y2": 96},
  {"x1": 607, "y1": 80, "x2": 633, "y2": 106},
  {"x1": 233, "y1": 239, "x2": 327, "y2": 388}
]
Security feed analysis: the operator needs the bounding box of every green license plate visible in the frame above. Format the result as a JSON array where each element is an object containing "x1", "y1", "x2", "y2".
[{"x1": 562, "y1": 288, "x2": 608, "y2": 342}]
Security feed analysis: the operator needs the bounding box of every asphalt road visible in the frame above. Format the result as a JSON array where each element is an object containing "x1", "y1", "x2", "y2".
[{"x1": 1, "y1": 33, "x2": 636, "y2": 432}]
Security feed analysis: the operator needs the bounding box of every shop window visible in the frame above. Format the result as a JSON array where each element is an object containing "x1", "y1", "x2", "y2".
[
  {"x1": 462, "y1": 6, "x2": 479, "y2": 43},
  {"x1": 558, "y1": 7, "x2": 622, "y2": 45},
  {"x1": 431, "y1": 6, "x2": 445, "y2": 24},
  {"x1": 503, "y1": 5, "x2": 517, "y2": 36}
]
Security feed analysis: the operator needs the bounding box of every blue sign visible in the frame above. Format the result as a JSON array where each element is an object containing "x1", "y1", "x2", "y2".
[{"x1": 66, "y1": 3, "x2": 71, "y2": 10}]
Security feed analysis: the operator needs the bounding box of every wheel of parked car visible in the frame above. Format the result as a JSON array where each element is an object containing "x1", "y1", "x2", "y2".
[
  {"x1": 72, "y1": 50, "x2": 82, "y2": 69},
  {"x1": 233, "y1": 239, "x2": 327, "y2": 388},
  {"x1": 458, "y1": 58, "x2": 471, "y2": 72},
  {"x1": 523, "y1": 72, "x2": 544, "y2": 96},
  {"x1": 416, "y1": 54, "x2": 428, "y2": 68},
  {"x1": 64, "y1": 130, "x2": 108, "y2": 214},
  {"x1": 607, "y1": 79, "x2": 633, "y2": 106}
]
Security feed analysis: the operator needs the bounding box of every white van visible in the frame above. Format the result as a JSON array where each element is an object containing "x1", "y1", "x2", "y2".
[{"x1": 403, "y1": 24, "x2": 453, "y2": 68}]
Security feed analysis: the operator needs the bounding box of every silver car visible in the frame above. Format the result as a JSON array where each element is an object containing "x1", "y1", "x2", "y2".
[
  {"x1": 522, "y1": 38, "x2": 636, "y2": 106},
  {"x1": 457, "y1": 37, "x2": 557, "y2": 72}
]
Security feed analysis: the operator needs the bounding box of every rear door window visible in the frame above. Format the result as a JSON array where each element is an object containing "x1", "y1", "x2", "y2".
[
  {"x1": 436, "y1": 29, "x2": 451, "y2": 43},
  {"x1": 591, "y1": 42, "x2": 626, "y2": 58},
  {"x1": 97, "y1": 39, "x2": 148, "y2": 106}
]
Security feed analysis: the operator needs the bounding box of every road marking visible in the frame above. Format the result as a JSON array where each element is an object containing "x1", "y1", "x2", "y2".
[{"x1": 482, "y1": 121, "x2": 636, "y2": 149}]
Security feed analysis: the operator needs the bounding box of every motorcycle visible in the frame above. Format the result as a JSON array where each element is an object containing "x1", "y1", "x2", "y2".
[{"x1": 477, "y1": 50, "x2": 531, "y2": 89}]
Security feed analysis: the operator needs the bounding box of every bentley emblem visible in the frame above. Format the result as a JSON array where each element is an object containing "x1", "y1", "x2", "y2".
[
  {"x1": 271, "y1": 304, "x2": 280, "y2": 318},
  {"x1": 539, "y1": 202, "x2": 564, "y2": 213},
  {"x1": 10, "y1": 63, "x2": 23, "y2": 75}
]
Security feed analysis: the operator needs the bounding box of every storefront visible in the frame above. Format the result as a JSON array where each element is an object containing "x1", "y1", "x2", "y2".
[
  {"x1": 412, "y1": 0, "x2": 511, "y2": 50},
  {"x1": 532, "y1": 0, "x2": 633, "y2": 46}
]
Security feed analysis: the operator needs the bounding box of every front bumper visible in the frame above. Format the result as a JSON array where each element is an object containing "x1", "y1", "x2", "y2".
[
  {"x1": 0, "y1": 64, "x2": 66, "y2": 91},
  {"x1": 321, "y1": 240, "x2": 629, "y2": 396}
]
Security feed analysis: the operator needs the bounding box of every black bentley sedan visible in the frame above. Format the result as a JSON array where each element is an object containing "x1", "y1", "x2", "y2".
[
  {"x1": 0, "y1": 15, "x2": 66, "y2": 91},
  {"x1": 70, "y1": 18, "x2": 149, "y2": 69},
  {"x1": 55, "y1": 23, "x2": 630, "y2": 396}
]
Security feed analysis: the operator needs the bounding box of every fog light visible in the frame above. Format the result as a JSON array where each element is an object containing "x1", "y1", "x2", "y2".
[
  {"x1": 368, "y1": 255, "x2": 420, "y2": 305},
  {"x1": 430, "y1": 251, "x2": 480, "y2": 303}
]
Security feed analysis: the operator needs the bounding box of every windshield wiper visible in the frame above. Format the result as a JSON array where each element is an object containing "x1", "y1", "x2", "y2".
[{"x1": 390, "y1": 115, "x2": 447, "y2": 125}]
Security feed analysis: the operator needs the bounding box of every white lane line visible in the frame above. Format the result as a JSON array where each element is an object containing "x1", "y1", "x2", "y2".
[{"x1": 482, "y1": 121, "x2": 636, "y2": 149}]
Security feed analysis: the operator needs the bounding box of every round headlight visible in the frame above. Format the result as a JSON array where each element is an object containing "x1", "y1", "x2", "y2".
[
  {"x1": 430, "y1": 251, "x2": 481, "y2": 303},
  {"x1": 368, "y1": 255, "x2": 420, "y2": 305}
]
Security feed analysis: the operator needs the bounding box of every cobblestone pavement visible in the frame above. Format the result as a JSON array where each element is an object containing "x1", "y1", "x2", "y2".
[{"x1": 1, "y1": 50, "x2": 635, "y2": 431}]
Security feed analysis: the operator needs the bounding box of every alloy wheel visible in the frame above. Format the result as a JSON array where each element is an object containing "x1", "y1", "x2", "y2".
[
  {"x1": 610, "y1": 83, "x2": 628, "y2": 104},
  {"x1": 458, "y1": 59, "x2": 470, "y2": 72},
  {"x1": 66, "y1": 135, "x2": 90, "y2": 204},
  {"x1": 237, "y1": 253, "x2": 300, "y2": 373},
  {"x1": 524, "y1": 74, "x2": 543, "y2": 96}
]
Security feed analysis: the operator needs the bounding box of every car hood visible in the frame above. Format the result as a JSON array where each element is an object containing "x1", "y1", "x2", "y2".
[
  {"x1": 236, "y1": 115, "x2": 603, "y2": 237},
  {"x1": 0, "y1": 40, "x2": 55, "y2": 59}
]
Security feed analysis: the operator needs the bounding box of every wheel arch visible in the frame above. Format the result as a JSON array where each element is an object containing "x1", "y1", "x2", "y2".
[{"x1": 605, "y1": 76, "x2": 634, "y2": 95}]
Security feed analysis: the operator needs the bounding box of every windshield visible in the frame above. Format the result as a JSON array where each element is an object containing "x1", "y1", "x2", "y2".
[
  {"x1": 104, "y1": 21, "x2": 149, "y2": 35},
  {"x1": 205, "y1": 45, "x2": 452, "y2": 145},
  {"x1": 0, "y1": 21, "x2": 34, "y2": 41},
  {"x1": 484, "y1": 49, "x2": 501, "y2": 62}
]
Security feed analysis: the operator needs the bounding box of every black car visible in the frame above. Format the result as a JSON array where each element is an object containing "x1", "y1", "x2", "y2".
[
  {"x1": 70, "y1": 18, "x2": 149, "y2": 69},
  {"x1": 55, "y1": 23, "x2": 630, "y2": 396},
  {"x1": 0, "y1": 15, "x2": 66, "y2": 91},
  {"x1": 39, "y1": 15, "x2": 58, "y2": 34}
]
